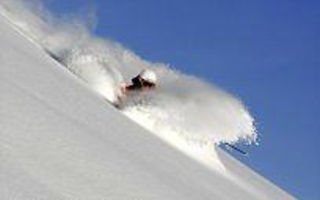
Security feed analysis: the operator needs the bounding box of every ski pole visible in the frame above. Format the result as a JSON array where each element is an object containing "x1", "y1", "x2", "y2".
[{"x1": 224, "y1": 143, "x2": 248, "y2": 156}]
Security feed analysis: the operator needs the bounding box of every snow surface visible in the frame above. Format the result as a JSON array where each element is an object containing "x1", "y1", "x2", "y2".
[{"x1": 0, "y1": 1, "x2": 296, "y2": 200}]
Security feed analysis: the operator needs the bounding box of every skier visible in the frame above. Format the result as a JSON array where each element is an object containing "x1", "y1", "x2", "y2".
[
  {"x1": 124, "y1": 69, "x2": 157, "y2": 92},
  {"x1": 116, "y1": 69, "x2": 157, "y2": 107}
]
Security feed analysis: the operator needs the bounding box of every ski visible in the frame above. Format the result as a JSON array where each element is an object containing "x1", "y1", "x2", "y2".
[{"x1": 224, "y1": 143, "x2": 248, "y2": 156}]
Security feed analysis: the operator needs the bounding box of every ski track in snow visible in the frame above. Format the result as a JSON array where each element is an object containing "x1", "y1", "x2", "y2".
[{"x1": 0, "y1": 0, "x2": 257, "y2": 167}]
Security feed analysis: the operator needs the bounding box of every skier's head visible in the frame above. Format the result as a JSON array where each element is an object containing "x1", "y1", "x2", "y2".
[{"x1": 138, "y1": 69, "x2": 157, "y2": 88}]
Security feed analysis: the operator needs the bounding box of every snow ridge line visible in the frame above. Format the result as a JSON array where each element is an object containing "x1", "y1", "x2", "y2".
[{"x1": 0, "y1": 5, "x2": 43, "y2": 50}]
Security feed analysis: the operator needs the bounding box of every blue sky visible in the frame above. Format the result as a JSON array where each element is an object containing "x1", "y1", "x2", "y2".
[{"x1": 43, "y1": 0, "x2": 319, "y2": 199}]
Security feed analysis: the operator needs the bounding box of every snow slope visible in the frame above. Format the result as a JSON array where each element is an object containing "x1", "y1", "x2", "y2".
[{"x1": 0, "y1": 6, "x2": 295, "y2": 200}]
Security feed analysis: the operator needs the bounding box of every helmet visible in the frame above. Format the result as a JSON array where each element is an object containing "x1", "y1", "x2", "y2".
[{"x1": 139, "y1": 69, "x2": 157, "y2": 84}]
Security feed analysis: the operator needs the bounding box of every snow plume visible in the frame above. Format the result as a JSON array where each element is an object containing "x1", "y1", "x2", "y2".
[
  {"x1": 0, "y1": 0, "x2": 93, "y2": 54},
  {"x1": 0, "y1": 0, "x2": 257, "y2": 159},
  {"x1": 61, "y1": 39, "x2": 125, "y2": 104},
  {"x1": 0, "y1": 0, "x2": 123, "y2": 103},
  {"x1": 122, "y1": 67, "x2": 257, "y2": 145}
]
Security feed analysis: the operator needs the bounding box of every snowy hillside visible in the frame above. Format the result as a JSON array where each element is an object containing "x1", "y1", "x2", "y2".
[{"x1": 0, "y1": 1, "x2": 295, "y2": 200}]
